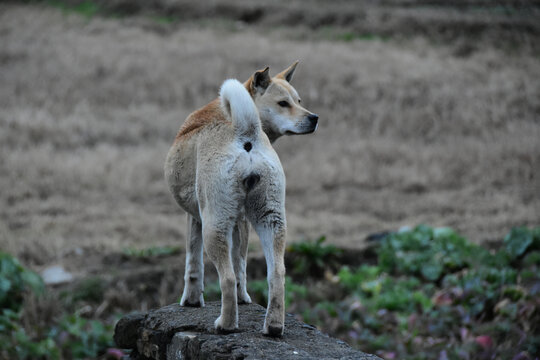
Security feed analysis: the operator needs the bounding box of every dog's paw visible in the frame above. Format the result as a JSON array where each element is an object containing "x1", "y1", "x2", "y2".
[
  {"x1": 180, "y1": 293, "x2": 204, "y2": 307},
  {"x1": 214, "y1": 316, "x2": 238, "y2": 333},
  {"x1": 263, "y1": 312, "x2": 284, "y2": 337},
  {"x1": 238, "y1": 291, "x2": 252, "y2": 305},
  {"x1": 180, "y1": 300, "x2": 202, "y2": 307},
  {"x1": 263, "y1": 324, "x2": 284, "y2": 337}
]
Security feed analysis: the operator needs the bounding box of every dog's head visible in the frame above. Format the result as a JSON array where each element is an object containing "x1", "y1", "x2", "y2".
[{"x1": 245, "y1": 61, "x2": 319, "y2": 143}]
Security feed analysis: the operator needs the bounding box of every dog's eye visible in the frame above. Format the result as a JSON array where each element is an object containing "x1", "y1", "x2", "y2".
[{"x1": 278, "y1": 100, "x2": 290, "y2": 108}]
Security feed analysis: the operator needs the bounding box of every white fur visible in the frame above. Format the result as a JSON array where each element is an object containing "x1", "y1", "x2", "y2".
[{"x1": 220, "y1": 79, "x2": 261, "y2": 140}]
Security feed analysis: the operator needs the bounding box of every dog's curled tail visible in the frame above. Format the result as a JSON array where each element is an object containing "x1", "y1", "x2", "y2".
[{"x1": 220, "y1": 79, "x2": 260, "y2": 141}]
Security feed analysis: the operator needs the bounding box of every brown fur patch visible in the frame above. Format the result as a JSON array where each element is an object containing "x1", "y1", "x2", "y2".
[
  {"x1": 174, "y1": 98, "x2": 224, "y2": 142},
  {"x1": 244, "y1": 77, "x2": 256, "y2": 97},
  {"x1": 175, "y1": 82, "x2": 258, "y2": 142}
]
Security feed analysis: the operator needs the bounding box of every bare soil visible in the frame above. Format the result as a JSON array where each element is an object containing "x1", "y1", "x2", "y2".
[{"x1": 1, "y1": 1, "x2": 539, "y2": 272}]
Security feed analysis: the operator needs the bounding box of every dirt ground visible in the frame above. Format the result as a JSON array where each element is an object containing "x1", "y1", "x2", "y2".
[{"x1": 1, "y1": 1, "x2": 539, "y2": 270}]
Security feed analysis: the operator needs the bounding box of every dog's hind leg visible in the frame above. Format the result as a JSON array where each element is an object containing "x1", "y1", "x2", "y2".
[
  {"x1": 254, "y1": 220, "x2": 286, "y2": 337},
  {"x1": 180, "y1": 214, "x2": 205, "y2": 307},
  {"x1": 232, "y1": 217, "x2": 252, "y2": 304},
  {"x1": 203, "y1": 219, "x2": 238, "y2": 332}
]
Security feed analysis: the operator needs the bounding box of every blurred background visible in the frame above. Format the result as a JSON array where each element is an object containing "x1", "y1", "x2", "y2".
[{"x1": 1, "y1": 0, "x2": 539, "y2": 359}]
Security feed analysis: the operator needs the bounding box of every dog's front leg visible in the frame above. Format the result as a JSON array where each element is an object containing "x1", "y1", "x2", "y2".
[
  {"x1": 255, "y1": 223, "x2": 286, "y2": 337},
  {"x1": 203, "y1": 224, "x2": 238, "y2": 332},
  {"x1": 180, "y1": 214, "x2": 205, "y2": 307},
  {"x1": 232, "y1": 218, "x2": 252, "y2": 304}
]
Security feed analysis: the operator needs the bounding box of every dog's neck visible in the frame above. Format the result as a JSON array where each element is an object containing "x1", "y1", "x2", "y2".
[{"x1": 261, "y1": 122, "x2": 280, "y2": 143}]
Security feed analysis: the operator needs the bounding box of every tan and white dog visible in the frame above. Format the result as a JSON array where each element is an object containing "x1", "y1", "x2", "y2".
[{"x1": 164, "y1": 62, "x2": 318, "y2": 336}]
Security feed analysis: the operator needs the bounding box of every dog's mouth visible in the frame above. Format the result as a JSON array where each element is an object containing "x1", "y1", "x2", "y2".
[
  {"x1": 285, "y1": 130, "x2": 310, "y2": 136},
  {"x1": 285, "y1": 124, "x2": 318, "y2": 136}
]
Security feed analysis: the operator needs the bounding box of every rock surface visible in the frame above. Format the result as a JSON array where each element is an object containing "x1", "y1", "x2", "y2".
[{"x1": 114, "y1": 302, "x2": 381, "y2": 360}]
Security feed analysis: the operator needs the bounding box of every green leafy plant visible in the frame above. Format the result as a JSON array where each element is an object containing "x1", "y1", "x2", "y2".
[
  {"x1": 61, "y1": 276, "x2": 105, "y2": 306},
  {"x1": 287, "y1": 236, "x2": 342, "y2": 277},
  {"x1": 285, "y1": 277, "x2": 308, "y2": 308},
  {"x1": 49, "y1": 314, "x2": 114, "y2": 359},
  {"x1": 0, "y1": 252, "x2": 44, "y2": 311},
  {"x1": 203, "y1": 280, "x2": 222, "y2": 301},
  {"x1": 286, "y1": 226, "x2": 540, "y2": 360},
  {"x1": 504, "y1": 226, "x2": 540, "y2": 260},
  {"x1": 45, "y1": 0, "x2": 101, "y2": 18},
  {"x1": 377, "y1": 225, "x2": 489, "y2": 280},
  {"x1": 338, "y1": 265, "x2": 381, "y2": 293},
  {"x1": 1, "y1": 310, "x2": 115, "y2": 360},
  {"x1": 0, "y1": 252, "x2": 117, "y2": 360},
  {"x1": 245, "y1": 279, "x2": 266, "y2": 306},
  {"x1": 0, "y1": 308, "x2": 60, "y2": 360}
]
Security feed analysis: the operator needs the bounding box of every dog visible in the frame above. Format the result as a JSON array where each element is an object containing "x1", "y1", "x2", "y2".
[{"x1": 164, "y1": 62, "x2": 318, "y2": 336}]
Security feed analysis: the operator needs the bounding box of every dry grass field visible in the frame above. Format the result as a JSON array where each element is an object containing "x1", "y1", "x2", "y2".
[{"x1": 1, "y1": 0, "x2": 539, "y2": 272}]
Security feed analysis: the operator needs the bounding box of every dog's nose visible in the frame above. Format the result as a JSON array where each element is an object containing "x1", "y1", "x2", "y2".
[{"x1": 307, "y1": 113, "x2": 319, "y2": 126}]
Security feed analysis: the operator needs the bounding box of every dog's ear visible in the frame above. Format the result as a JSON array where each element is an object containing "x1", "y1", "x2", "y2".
[
  {"x1": 250, "y1": 67, "x2": 271, "y2": 95},
  {"x1": 275, "y1": 60, "x2": 299, "y2": 83}
]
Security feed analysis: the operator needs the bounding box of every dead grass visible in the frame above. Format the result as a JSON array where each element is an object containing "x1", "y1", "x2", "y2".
[{"x1": 0, "y1": 3, "x2": 539, "y2": 268}]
